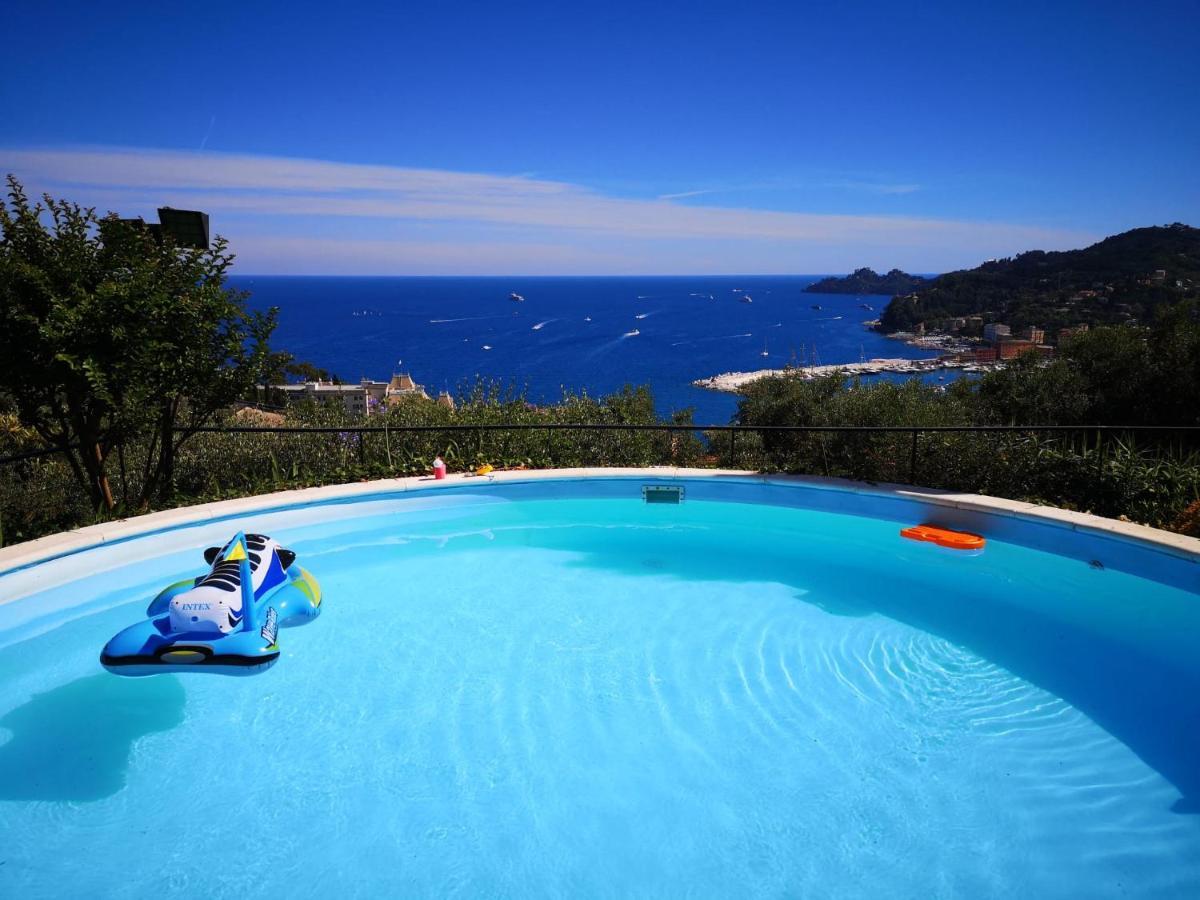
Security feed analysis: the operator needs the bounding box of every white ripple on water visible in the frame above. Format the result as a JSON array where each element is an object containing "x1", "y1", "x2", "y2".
[
  {"x1": 642, "y1": 635, "x2": 722, "y2": 773},
  {"x1": 670, "y1": 332, "x2": 753, "y2": 347},
  {"x1": 429, "y1": 314, "x2": 507, "y2": 324},
  {"x1": 788, "y1": 613, "x2": 1200, "y2": 889}
]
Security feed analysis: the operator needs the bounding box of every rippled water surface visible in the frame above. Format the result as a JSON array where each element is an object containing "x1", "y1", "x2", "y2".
[{"x1": 1, "y1": 494, "x2": 1198, "y2": 897}]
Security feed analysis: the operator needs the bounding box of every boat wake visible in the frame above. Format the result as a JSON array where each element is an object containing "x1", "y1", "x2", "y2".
[
  {"x1": 671, "y1": 332, "x2": 753, "y2": 347},
  {"x1": 430, "y1": 314, "x2": 508, "y2": 324}
]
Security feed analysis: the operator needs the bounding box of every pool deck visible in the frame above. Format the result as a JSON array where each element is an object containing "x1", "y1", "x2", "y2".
[{"x1": 2, "y1": 468, "x2": 1198, "y2": 581}]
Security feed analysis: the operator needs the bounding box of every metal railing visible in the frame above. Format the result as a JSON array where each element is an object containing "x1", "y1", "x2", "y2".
[
  {"x1": 3, "y1": 421, "x2": 1198, "y2": 546},
  {"x1": 4, "y1": 422, "x2": 1199, "y2": 485}
]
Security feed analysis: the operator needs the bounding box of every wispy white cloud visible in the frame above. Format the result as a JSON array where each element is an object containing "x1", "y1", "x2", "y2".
[
  {"x1": 662, "y1": 180, "x2": 921, "y2": 200},
  {"x1": 825, "y1": 180, "x2": 923, "y2": 195},
  {"x1": 0, "y1": 146, "x2": 1093, "y2": 274},
  {"x1": 656, "y1": 188, "x2": 719, "y2": 201}
]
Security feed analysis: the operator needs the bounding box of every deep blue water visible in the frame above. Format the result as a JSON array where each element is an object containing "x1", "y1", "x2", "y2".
[{"x1": 231, "y1": 275, "x2": 941, "y2": 423}]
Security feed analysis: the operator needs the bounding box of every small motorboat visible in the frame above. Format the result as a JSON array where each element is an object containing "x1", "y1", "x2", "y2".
[{"x1": 509, "y1": 292, "x2": 525, "y2": 302}]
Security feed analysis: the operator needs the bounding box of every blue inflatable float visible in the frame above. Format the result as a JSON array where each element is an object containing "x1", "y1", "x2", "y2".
[{"x1": 101, "y1": 531, "x2": 321, "y2": 676}]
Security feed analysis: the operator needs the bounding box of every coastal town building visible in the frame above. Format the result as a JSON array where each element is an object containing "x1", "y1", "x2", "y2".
[
  {"x1": 997, "y1": 338, "x2": 1038, "y2": 360},
  {"x1": 1021, "y1": 326, "x2": 1045, "y2": 344},
  {"x1": 271, "y1": 373, "x2": 431, "y2": 415},
  {"x1": 983, "y1": 323, "x2": 1011, "y2": 343},
  {"x1": 381, "y1": 372, "x2": 428, "y2": 405}
]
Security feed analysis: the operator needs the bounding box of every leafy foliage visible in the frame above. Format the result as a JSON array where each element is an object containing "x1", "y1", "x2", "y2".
[
  {"x1": 0, "y1": 176, "x2": 283, "y2": 510},
  {"x1": 974, "y1": 311, "x2": 1200, "y2": 426},
  {"x1": 0, "y1": 381, "x2": 702, "y2": 544},
  {"x1": 879, "y1": 224, "x2": 1200, "y2": 333}
]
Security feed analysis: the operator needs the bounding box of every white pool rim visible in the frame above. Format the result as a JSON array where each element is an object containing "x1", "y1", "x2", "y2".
[{"x1": 2, "y1": 468, "x2": 1197, "y2": 596}]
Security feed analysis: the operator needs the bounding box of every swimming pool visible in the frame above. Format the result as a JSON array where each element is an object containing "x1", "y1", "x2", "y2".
[{"x1": 1, "y1": 471, "x2": 1198, "y2": 897}]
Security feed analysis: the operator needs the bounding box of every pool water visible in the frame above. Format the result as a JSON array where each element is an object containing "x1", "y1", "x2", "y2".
[{"x1": 1, "y1": 483, "x2": 1198, "y2": 897}]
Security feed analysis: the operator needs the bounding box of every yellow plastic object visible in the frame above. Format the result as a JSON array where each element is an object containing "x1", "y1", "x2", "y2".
[
  {"x1": 900, "y1": 524, "x2": 986, "y2": 551},
  {"x1": 475, "y1": 464, "x2": 494, "y2": 476}
]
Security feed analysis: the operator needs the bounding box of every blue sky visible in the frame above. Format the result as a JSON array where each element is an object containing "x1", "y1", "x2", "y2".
[{"x1": 1, "y1": 0, "x2": 1197, "y2": 274}]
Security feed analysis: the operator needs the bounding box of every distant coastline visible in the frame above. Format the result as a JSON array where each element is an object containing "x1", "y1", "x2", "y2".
[
  {"x1": 804, "y1": 268, "x2": 929, "y2": 296},
  {"x1": 875, "y1": 224, "x2": 1199, "y2": 334}
]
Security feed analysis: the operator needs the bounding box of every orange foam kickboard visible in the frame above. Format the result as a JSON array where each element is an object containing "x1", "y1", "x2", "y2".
[{"x1": 900, "y1": 524, "x2": 986, "y2": 551}]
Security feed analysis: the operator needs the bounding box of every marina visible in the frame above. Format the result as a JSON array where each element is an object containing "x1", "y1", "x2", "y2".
[{"x1": 693, "y1": 356, "x2": 987, "y2": 393}]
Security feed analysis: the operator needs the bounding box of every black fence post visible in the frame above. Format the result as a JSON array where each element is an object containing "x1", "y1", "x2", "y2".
[{"x1": 909, "y1": 429, "x2": 919, "y2": 484}]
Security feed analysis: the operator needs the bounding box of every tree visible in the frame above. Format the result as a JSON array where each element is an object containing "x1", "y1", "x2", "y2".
[
  {"x1": 0, "y1": 176, "x2": 283, "y2": 510},
  {"x1": 975, "y1": 352, "x2": 1090, "y2": 425},
  {"x1": 1057, "y1": 326, "x2": 1152, "y2": 423}
]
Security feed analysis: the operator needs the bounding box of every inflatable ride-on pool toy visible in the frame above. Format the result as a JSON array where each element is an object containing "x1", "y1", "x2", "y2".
[{"x1": 100, "y1": 531, "x2": 321, "y2": 676}]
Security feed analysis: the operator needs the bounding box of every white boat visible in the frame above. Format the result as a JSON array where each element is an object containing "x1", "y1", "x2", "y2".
[
  {"x1": 740, "y1": 295, "x2": 753, "y2": 303},
  {"x1": 481, "y1": 344, "x2": 493, "y2": 351},
  {"x1": 623, "y1": 329, "x2": 640, "y2": 337},
  {"x1": 509, "y1": 292, "x2": 524, "y2": 302},
  {"x1": 635, "y1": 313, "x2": 648, "y2": 319},
  {"x1": 584, "y1": 316, "x2": 592, "y2": 322}
]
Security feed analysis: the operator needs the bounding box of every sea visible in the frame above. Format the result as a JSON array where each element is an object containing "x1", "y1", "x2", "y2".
[{"x1": 230, "y1": 275, "x2": 944, "y2": 424}]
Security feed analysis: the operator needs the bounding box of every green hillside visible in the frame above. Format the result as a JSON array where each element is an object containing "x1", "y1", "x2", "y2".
[
  {"x1": 805, "y1": 267, "x2": 929, "y2": 295},
  {"x1": 879, "y1": 224, "x2": 1200, "y2": 335}
]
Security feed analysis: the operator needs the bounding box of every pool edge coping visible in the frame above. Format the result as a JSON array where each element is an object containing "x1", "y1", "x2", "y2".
[{"x1": 2, "y1": 467, "x2": 1198, "y2": 578}]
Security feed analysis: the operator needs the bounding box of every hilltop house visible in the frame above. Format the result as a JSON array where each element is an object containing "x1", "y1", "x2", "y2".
[{"x1": 271, "y1": 372, "x2": 431, "y2": 415}]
